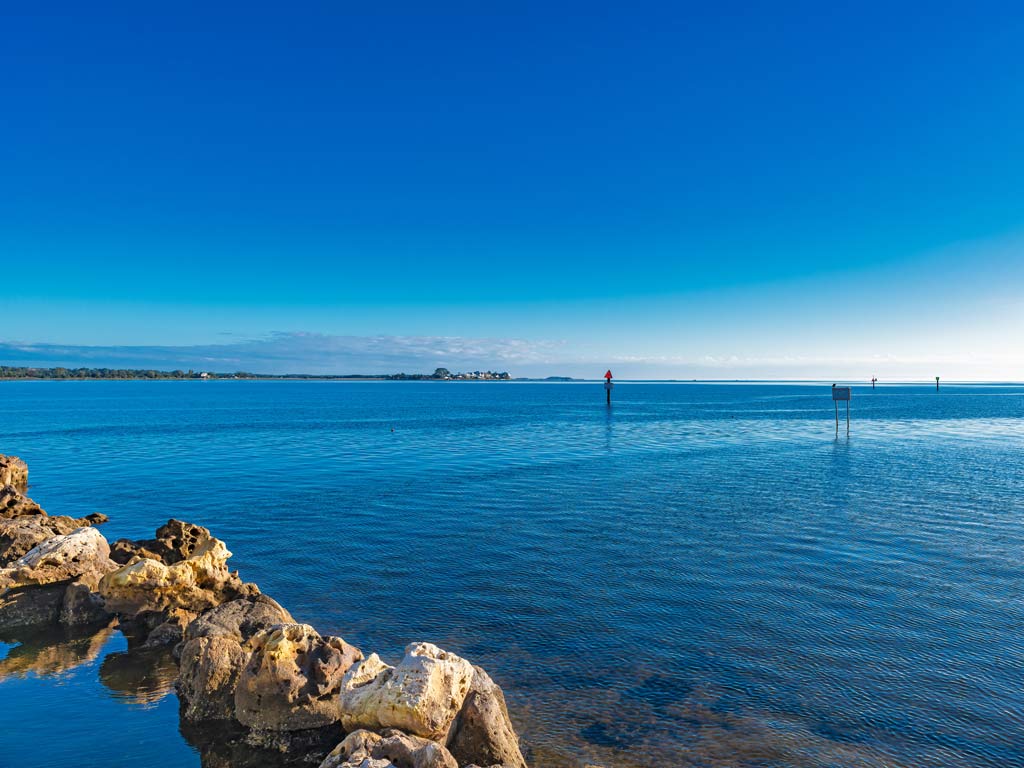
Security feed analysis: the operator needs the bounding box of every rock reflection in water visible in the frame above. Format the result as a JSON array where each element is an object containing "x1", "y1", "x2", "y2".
[
  {"x1": 99, "y1": 643, "x2": 179, "y2": 705},
  {"x1": 180, "y1": 716, "x2": 338, "y2": 768},
  {"x1": 0, "y1": 621, "x2": 117, "y2": 679}
]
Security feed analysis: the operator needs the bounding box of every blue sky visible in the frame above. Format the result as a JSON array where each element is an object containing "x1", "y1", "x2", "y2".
[{"x1": 2, "y1": 2, "x2": 1022, "y2": 378}]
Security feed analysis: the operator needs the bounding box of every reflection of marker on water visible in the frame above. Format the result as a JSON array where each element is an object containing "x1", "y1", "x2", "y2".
[{"x1": 604, "y1": 369, "x2": 614, "y2": 405}]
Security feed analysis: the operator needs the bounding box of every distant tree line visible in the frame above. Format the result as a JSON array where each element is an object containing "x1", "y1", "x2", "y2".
[
  {"x1": 0, "y1": 366, "x2": 255, "y2": 380},
  {"x1": 0, "y1": 366, "x2": 513, "y2": 381}
]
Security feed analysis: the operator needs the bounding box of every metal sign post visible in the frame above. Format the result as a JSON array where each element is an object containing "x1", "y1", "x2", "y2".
[
  {"x1": 604, "y1": 370, "x2": 614, "y2": 405},
  {"x1": 936, "y1": 376, "x2": 940, "y2": 392},
  {"x1": 832, "y1": 385, "x2": 851, "y2": 436}
]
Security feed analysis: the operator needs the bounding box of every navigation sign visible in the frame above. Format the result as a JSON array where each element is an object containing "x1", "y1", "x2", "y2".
[
  {"x1": 832, "y1": 387, "x2": 851, "y2": 401},
  {"x1": 604, "y1": 370, "x2": 614, "y2": 404},
  {"x1": 831, "y1": 385, "x2": 851, "y2": 436}
]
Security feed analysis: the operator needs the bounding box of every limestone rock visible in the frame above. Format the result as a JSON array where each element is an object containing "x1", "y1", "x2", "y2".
[
  {"x1": 447, "y1": 667, "x2": 527, "y2": 768},
  {"x1": 0, "y1": 455, "x2": 28, "y2": 490},
  {"x1": 235, "y1": 622, "x2": 363, "y2": 731},
  {"x1": 110, "y1": 518, "x2": 214, "y2": 565},
  {"x1": 375, "y1": 730, "x2": 459, "y2": 768},
  {"x1": 183, "y1": 594, "x2": 295, "y2": 645},
  {"x1": 0, "y1": 517, "x2": 60, "y2": 565},
  {"x1": 0, "y1": 484, "x2": 43, "y2": 519},
  {"x1": 1, "y1": 512, "x2": 109, "y2": 565},
  {"x1": 338, "y1": 642, "x2": 475, "y2": 740},
  {"x1": 178, "y1": 635, "x2": 249, "y2": 720},
  {"x1": 321, "y1": 730, "x2": 391, "y2": 768},
  {"x1": 60, "y1": 579, "x2": 112, "y2": 626},
  {"x1": 322, "y1": 729, "x2": 459, "y2": 768},
  {"x1": 99, "y1": 533, "x2": 247, "y2": 620},
  {"x1": 0, "y1": 527, "x2": 114, "y2": 593}
]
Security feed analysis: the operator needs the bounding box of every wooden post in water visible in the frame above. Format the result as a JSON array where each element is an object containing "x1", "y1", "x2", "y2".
[
  {"x1": 936, "y1": 376, "x2": 940, "y2": 391},
  {"x1": 604, "y1": 370, "x2": 614, "y2": 405},
  {"x1": 871, "y1": 377, "x2": 877, "y2": 390}
]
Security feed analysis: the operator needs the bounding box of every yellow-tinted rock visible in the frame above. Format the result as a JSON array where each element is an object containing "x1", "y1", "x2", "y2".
[
  {"x1": 338, "y1": 642, "x2": 475, "y2": 740},
  {"x1": 235, "y1": 622, "x2": 363, "y2": 731}
]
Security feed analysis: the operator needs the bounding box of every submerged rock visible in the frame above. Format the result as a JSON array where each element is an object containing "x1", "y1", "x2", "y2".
[
  {"x1": 338, "y1": 642, "x2": 475, "y2": 740},
  {"x1": 235, "y1": 623, "x2": 363, "y2": 731},
  {"x1": 180, "y1": 717, "x2": 338, "y2": 768},
  {"x1": 0, "y1": 455, "x2": 28, "y2": 490},
  {"x1": 447, "y1": 667, "x2": 527, "y2": 768}
]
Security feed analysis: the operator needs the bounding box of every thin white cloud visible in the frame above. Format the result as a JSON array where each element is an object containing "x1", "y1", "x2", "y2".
[{"x1": 0, "y1": 333, "x2": 567, "y2": 375}]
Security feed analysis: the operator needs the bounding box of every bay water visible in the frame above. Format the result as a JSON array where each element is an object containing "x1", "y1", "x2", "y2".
[{"x1": 1, "y1": 381, "x2": 1022, "y2": 767}]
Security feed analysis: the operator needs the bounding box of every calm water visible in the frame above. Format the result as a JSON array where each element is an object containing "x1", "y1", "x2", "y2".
[{"x1": 1, "y1": 381, "x2": 1023, "y2": 768}]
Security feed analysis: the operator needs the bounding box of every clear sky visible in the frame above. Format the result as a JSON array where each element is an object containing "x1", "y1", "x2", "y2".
[{"x1": 2, "y1": 2, "x2": 1022, "y2": 378}]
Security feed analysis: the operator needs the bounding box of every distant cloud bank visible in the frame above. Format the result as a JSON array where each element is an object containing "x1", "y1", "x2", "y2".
[
  {"x1": 0, "y1": 334, "x2": 1017, "y2": 381},
  {"x1": 0, "y1": 333, "x2": 566, "y2": 376}
]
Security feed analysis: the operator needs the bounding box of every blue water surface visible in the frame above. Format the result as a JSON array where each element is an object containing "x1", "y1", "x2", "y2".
[{"x1": 1, "y1": 381, "x2": 1022, "y2": 768}]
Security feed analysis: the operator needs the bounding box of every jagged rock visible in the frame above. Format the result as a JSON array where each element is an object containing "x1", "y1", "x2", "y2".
[
  {"x1": 447, "y1": 667, "x2": 527, "y2": 768},
  {"x1": 183, "y1": 594, "x2": 295, "y2": 645},
  {"x1": 0, "y1": 455, "x2": 28, "y2": 490},
  {"x1": 0, "y1": 527, "x2": 115, "y2": 593},
  {"x1": 177, "y1": 596, "x2": 299, "y2": 722},
  {"x1": 100, "y1": 529, "x2": 257, "y2": 647},
  {"x1": 110, "y1": 519, "x2": 214, "y2": 565},
  {"x1": 1, "y1": 513, "x2": 109, "y2": 565},
  {"x1": 320, "y1": 730, "x2": 388, "y2": 768},
  {"x1": 375, "y1": 730, "x2": 458, "y2": 768},
  {"x1": 143, "y1": 619, "x2": 186, "y2": 648},
  {"x1": 338, "y1": 642, "x2": 475, "y2": 740},
  {"x1": 178, "y1": 635, "x2": 249, "y2": 720},
  {"x1": 0, "y1": 484, "x2": 43, "y2": 519},
  {"x1": 322, "y1": 729, "x2": 459, "y2": 768},
  {"x1": 120, "y1": 606, "x2": 213, "y2": 649},
  {"x1": 98, "y1": 532, "x2": 255, "y2": 639},
  {"x1": 110, "y1": 539, "x2": 164, "y2": 565},
  {"x1": 60, "y1": 584, "x2": 108, "y2": 625},
  {"x1": 235, "y1": 623, "x2": 363, "y2": 731},
  {"x1": 60, "y1": 579, "x2": 111, "y2": 626}
]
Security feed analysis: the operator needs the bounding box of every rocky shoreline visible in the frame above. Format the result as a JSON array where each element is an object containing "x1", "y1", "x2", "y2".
[{"x1": 0, "y1": 455, "x2": 530, "y2": 768}]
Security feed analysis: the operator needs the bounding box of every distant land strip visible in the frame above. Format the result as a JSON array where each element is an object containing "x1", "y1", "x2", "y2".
[{"x1": 0, "y1": 366, "x2": 581, "y2": 382}]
